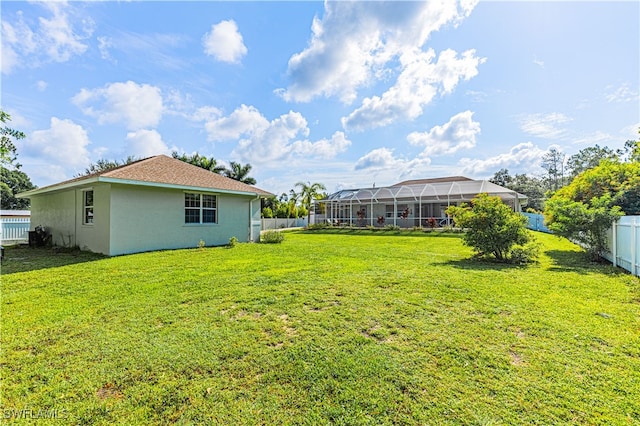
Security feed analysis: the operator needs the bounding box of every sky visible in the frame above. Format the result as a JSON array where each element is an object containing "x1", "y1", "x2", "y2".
[{"x1": 2, "y1": 0, "x2": 638, "y2": 196}]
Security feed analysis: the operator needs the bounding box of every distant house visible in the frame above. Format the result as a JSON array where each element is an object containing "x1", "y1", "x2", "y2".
[
  {"x1": 18, "y1": 155, "x2": 273, "y2": 256},
  {"x1": 319, "y1": 176, "x2": 527, "y2": 227}
]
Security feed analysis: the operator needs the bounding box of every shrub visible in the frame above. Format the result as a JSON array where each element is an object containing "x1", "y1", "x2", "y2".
[
  {"x1": 545, "y1": 194, "x2": 622, "y2": 260},
  {"x1": 544, "y1": 160, "x2": 632, "y2": 260},
  {"x1": 509, "y1": 241, "x2": 541, "y2": 265},
  {"x1": 306, "y1": 223, "x2": 332, "y2": 230},
  {"x1": 447, "y1": 193, "x2": 538, "y2": 263},
  {"x1": 384, "y1": 224, "x2": 400, "y2": 231},
  {"x1": 197, "y1": 239, "x2": 206, "y2": 249},
  {"x1": 261, "y1": 230, "x2": 284, "y2": 244},
  {"x1": 426, "y1": 217, "x2": 438, "y2": 228},
  {"x1": 228, "y1": 236, "x2": 238, "y2": 248}
]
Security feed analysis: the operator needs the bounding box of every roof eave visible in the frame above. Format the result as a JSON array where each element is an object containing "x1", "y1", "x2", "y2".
[
  {"x1": 100, "y1": 177, "x2": 270, "y2": 197},
  {"x1": 17, "y1": 176, "x2": 272, "y2": 198},
  {"x1": 17, "y1": 176, "x2": 100, "y2": 198}
]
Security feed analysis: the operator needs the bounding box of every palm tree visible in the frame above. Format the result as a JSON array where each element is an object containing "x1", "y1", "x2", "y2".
[
  {"x1": 224, "y1": 161, "x2": 256, "y2": 185},
  {"x1": 294, "y1": 181, "x2": 327, "y2": 225},
  {"x1": 171, "y1": 151, "x2": 226, "y2": 174}
]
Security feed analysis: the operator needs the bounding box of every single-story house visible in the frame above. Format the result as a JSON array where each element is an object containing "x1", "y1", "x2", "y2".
[
  {"x1": 318, "y1": 176, "x2": 528, "y2": 227},
  {"x1": 18, "y1": 155, "x2": 273, "y2": 256}
]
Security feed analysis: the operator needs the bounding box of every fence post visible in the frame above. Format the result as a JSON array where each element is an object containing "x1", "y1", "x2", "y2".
[
  {"x1": 633, "y1": 217, "x2": 637, "y2": 276},
  {"x1": 612, "y1": 219, "x2": 617, "y2": 268}
]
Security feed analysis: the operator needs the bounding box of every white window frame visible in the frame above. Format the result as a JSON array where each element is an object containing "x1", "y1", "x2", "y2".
[
  {"x1": 83, "y1": 189, "x2": 94, "y2": 225},
  {"x1": 184, "y1": 193, "x2": 217, "y2": 224}
]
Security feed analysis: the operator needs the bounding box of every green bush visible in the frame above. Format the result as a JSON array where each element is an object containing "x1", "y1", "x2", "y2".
[
  {"x1": 509, "y1": 240, "x2": 541, "y2": 265},
  {"x1": 544, "y1": 160, "x2": 632, "y2": 260},
  {"x1": 447, "y1": 193, "x2": 538, "y2": 263},
  {"x1": 384, "y1": 224, "x2": 400, "y2": 231},
  {"x1": 260, "y1": 230, "x2": 284, "y2": 244},
  {"x1": 307, "y1": 223, "x2": 332, "y2": 230},
  {"x1": 228, "y1": 236, "x2": 238, "y2": 248}
]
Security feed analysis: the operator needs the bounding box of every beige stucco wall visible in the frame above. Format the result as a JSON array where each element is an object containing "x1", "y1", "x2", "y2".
[
  {"x1": 108, "y1": 184, "x2": 254, "y2": 256},
  {"x1": 28, "y1": 183, "x2": 111, "y2": 254}
]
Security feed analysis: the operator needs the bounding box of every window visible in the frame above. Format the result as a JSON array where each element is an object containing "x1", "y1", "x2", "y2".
[
  {"x1": 83, "y1": 190, "x2": 94, "y2": 225},
  {"x1": 385, "y1": 205, "x2": 394, "y2": 218},
  {"x1": 185, "y1": 193, "x2": 217, "y2": 224}
]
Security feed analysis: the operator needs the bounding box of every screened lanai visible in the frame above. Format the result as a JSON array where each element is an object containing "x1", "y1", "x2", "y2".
[{"x1": 318, "y1": 178, "x2": 527, "y2": 228}]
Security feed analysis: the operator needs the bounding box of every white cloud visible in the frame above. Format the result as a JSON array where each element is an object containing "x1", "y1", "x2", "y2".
[
  {"x1": 354, "y1": 111, "x2": 479, "y2": 180},
  {"x1": 103, "y1": 31, "x2": 189, "y2": 70},
  {"x1": 202, "y1": 20, "x2": 247, "y2": 64},
  {"x1": 203, "y1": 105, "x2": 350, "y2": 163},
  {"x1": 36, "y1": 80, "x2": 48, "y2": 91},
  {"x1": 355, "y1": 147, "x2": 403, "y2": 171},
  {"x1": 343, "y1": 49, "x2": 484, "y2": 131},
  {"x1": 72, "y1": 81, "x2": 163, "y2": 130},
  {"x1": 290, "y1": 131, "x2": 351, "y2": 159},
  {"x1": 518, "y1": 112, "x2": 572, "y2": 139},
  {"x1": 353, "y1": 147, "x2": 433, "y2": 187},
  {"x1": 204, "y1": 104, "x2": 269, "y2": 141},
  {"x1": 163, "y1": 90, "x2": 223, "y2": 122},
  {"x1": 604, "y1": 82, "x2": 639, "y2": 103},
  {"x1": 97, "y1": 36, "x2": 115, "y2": 62},
  {"x1": 125, "y1": 129, "x2": 171, "y2": 158},
  {"x1": 459, "y1": 142, "x2": 546, "y2": 175},
  {"x1": 24, "y1": 117, "x2": 91, "y2": 169},
  {"x1": 279, "y1": 1, "x2": 478, "y2": 103},
  {"x1": 571, "y1": 131, "x2": 613, "y2": 146},
  {"x1": 353, "y1": 111, "x2": 478, "y2": 180},
  {"x1": 1, "y1": 2, "x2": 93, "y2": 74},
  {"x1": 533, "y1": 55, "x2": 544, "y2": 68},
  {"x1": 407, "y1": 110, "x2": 480, "y2": 155}
]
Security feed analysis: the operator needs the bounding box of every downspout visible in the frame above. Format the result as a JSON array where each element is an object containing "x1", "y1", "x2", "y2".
[{"x1": 251, "y1": 195, "x2": 260, "y2": 242}]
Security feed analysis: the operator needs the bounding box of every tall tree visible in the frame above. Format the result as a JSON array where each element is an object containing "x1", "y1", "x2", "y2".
[
  {"x1": 618, "y1": 138, "x2": 640, "y2": 163},
  {"x1": 1, "y1": 110, "x2": 25, "y2": 168},
  {"x1": 544, "y1": 160, "x2": 639, "y2": 259},
  {"x1": 511, "y1": 173, "x2": 546, "y2": 212},
  {"x1": 541, "y1": 148, "x2": 566, "y2": 191},
  {"x1": 489, "y1": 168, "x2": 514, "y2": 188},
  {"x1": 1, "y1": 167, "x2": 36, "y2": 209},
  {"x1": 294, "y1": 181, "x2": 327, "y2": 224},
  {"x1": 171, "y1": 151, "x2": 226, "y2": 174},
  {"x1": 490, "y1": 169, "x2": 545, "y2": 211},
  {"x1": 77, "y1": 156, "x2": 139, "y2": 176},
  {"x1": 224, "y1": 161, "x2": 256, "y2": 185},
  {"x1": 566, "y1": 144, "x2": 618, "y2": 179}
]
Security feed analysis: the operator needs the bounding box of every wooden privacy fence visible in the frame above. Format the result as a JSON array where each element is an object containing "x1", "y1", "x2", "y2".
[{"x1": 1, "y1": 217, "x2": 30, "y2": 244}]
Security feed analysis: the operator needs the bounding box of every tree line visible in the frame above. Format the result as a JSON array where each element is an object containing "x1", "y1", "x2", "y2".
[
  {"x1": 261, "y1": 182, "x2": 327, "y2": 223},
  {"x1": 489, "y1": 140, "x2": 640, "y2": 213}
]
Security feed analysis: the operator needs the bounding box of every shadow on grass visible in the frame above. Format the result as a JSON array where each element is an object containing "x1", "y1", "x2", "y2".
[
  {"x1": 544, "y1": 249, "x2": 623, "y2": 276},
  {"x1": 436, "y1": 256, "x2": 528, "y2": 272},
  {"x1": 297, "y1": 228, "x2": 464, "y2": 238},
  {"x1": 1, "y1": 245, "x2": 106, "y2": 274}
]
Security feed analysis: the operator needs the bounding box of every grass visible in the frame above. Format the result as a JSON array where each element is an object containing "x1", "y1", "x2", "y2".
[{"x1": 1, "y1": 231, "x2": 639, "y2": 424}]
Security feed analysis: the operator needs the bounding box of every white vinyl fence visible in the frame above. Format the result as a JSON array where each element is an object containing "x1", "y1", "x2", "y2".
[
  {"x1": 603, "y1": 216, "x2": 639, "y2": 277},
  {"x1": 261, "y1": 217, "x2": 308, "y2": 230},
  {"x1": 1, "y1": 217, "x2": 30, "y2": 244}
]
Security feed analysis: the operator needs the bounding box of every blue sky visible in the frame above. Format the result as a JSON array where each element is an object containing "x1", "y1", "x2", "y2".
[{"x1": 2, "y1": 1, "x2": 638, "y2": 196}]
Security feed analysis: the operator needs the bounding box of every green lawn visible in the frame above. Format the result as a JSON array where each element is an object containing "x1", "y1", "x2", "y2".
[{"x1": 1, "y1": 231, "x2": 639, "y2": 425}]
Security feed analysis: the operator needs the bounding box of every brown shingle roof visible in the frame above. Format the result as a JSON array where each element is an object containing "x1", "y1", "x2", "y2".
[{"x1": 21, "y1": 155, "x2": 273, "y2": 197}]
